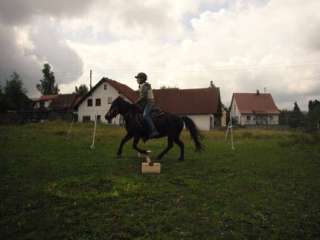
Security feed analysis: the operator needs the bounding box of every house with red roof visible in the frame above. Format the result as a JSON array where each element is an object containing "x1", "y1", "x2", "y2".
[
  {"x1": 75, "y1": 78, "x2": 138, "y2": 124},
  {"x1": 32, "y1": 95, "x2": 58, "y2": 109},
  {"x1": 75, "y1": 77, "x2": 223, "y2": 130},
  {"x1": 230, "y1": 90, "x2": 280, "y2": 126},
  {"x1": 153, "y1": 87, "x2": 222, "y2": 130},
  {"x1": 32, "y1": 93, "x2": 81, "y2": 120}
]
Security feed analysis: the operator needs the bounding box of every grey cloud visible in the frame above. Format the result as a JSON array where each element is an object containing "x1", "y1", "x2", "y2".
[
  {"x1": 0, "y1": 0, "x2": 94, "y2": 25},
  {"x1": 29, "y1": 19, "x2": 83, "y2": 88},
  {"x1": 118, "y1": 2, "x2": 171, "y2": 30},
  {"x1": 0, "y1": 0, "x2": 87, "y2": 96},
  {"x1": 0, "y1": 22, "x2": 83, "y2": 96},
  {"x1": 0, "y1": 25, "x2": 41, "y2": 95}
]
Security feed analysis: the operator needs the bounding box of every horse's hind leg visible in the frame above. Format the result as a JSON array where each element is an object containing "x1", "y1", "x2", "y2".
[
  {"x1": 117, "y1": 134, "x2": 132, "y2": 158},
  {"x1": 132, "y1": 137, "x2": 148, "y2": 155},
  {"x1": 156, "y1": 137, "x2": 173, "y2": 160},
  {"x1": 174, "y1": 137, "x2": 185, "y2": 161}
]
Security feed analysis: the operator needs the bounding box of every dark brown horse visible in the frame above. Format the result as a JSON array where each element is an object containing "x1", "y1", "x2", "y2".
[{"x1": 105, "y1": 96, "x2": 203, "y2": 160}]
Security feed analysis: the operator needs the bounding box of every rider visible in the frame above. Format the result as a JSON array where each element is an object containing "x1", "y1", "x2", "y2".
[{"x1": 134, "y1": 72, "x2": 159, "y2": 138}]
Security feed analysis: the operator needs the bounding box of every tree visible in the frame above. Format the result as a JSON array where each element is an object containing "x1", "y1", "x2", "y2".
[
  {"x1": 160, "y1": 85, "x2": 178, "y2": 89},
  {"x1": 0, "y1": 83, "x2": 5, "y2": 113},
  {"x1": 74, "y1": 84, "x2": 89, "y2": 96},
  {"x1": 37, "y1": 63, "x2": 59, "y2": 95},
  {"x1": 288, "y1": 102, "x2": 304, "y2": 128},
  {"x1": 279, "y1": 109, "x2": 291, "y2": 126},
  {"x1": 306, "y1": 100, "x2": 320, "y2": 131},
  {"x1": 4, "y1": 72, "x2": 31, "y2": 111},
  {"x1": 309, "y1": 100, "x2": 320, "y2": 112}
]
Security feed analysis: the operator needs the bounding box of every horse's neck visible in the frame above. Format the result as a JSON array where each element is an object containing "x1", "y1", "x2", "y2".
[
  {"x1": 120, "y1": 102, "x2": 139, "y2": 119},
  {"x1": 120, "y1": 102, "x2": 134, "y2": 117}
]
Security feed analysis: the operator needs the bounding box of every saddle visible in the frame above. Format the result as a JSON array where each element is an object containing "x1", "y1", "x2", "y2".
[
  {"x1": 149, "y1": 106, "x2": 165, "y2": 118},
  {"x1": 133, "y1": 104, "x2": 165, "y2": 127}
]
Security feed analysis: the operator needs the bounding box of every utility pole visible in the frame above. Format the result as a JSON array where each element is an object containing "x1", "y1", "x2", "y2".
[{"x1": 90, "y1": 69, "x2": 92, "y2": 90}]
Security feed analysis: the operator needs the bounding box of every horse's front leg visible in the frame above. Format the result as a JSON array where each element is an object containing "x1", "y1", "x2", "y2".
[
  {"x1": 132, "y1": 136, "x2": 148, "y2": 155},
  {"x1": 117, "y1": 134, "x2": 132, "y2": 158}
]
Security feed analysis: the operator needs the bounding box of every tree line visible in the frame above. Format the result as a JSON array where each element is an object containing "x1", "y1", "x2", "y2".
[
  {"x1": 0, "y1": 63, "x2": 89, "y2": 113},
  {"x1": 0, "y1": 63, "x2": 319, "y2": 130},
  {"x1": 279, "y1": 101, "x2": 320, "y2": 131}
]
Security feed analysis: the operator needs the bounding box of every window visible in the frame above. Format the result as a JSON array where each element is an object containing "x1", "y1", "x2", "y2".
[
  {"x1": 104, "y1": 84, "x2": 107, "y2": 90},
  {"x1": 83, "y1": 116, "x2": 91, "y2": 122},
  {"x1": 108, "y1": 97, "x2": 113, "y2": 104},
  {"x1": 269, "y1": 116, "x2": 273, "y2": 120},
  {"x1": 247, "y1": 116, "x2": 251, "y2": 121},
  {"x1": 96, "y1": 98, "x2": 101, "y2": 106},
  {"x1": 97, "y1": 115, "x2": 101, "y2": 122},
  {"x1": 87, "y1": 99, "x2": 93, "y2": 107}
]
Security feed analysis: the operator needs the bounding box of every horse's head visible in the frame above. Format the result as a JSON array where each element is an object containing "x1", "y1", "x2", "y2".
[{"x1": 105, "y1": 96, "x2": 126, "y2": 121}]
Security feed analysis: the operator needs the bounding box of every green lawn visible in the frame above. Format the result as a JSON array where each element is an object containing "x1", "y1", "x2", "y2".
[{"x1": 1, "y1": 122, "x2": 320, "y2": 239}]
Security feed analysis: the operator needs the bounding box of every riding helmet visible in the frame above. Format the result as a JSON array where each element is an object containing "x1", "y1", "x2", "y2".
[{"x1": 135, "y1": 72, "x2": 147, "y2": 82}]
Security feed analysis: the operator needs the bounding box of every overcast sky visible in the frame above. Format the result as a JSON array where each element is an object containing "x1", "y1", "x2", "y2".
[{"x1": 0, "y1": 0, "x2": 319, "y2": 110}]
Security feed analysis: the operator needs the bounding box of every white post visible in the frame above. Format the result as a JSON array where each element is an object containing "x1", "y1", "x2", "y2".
[
  {"x1": 90, "y1": 115, "x2": 97, "y2": 149},
  {"x1": 225, "y1": 116, "x2": 235, "y2": 150},
  {"x1": 230, "y1": 118, "x2": 235, "y2": 150}
]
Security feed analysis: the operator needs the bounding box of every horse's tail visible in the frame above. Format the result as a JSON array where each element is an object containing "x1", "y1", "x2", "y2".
[{"x1": 182, "y1": 116, "x2": 204, "y2": 152}]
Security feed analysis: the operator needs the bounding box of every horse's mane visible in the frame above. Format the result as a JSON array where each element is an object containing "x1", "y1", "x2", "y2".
[{"x1": 116, "y1": 96, "x2": 141, "y2": 114}]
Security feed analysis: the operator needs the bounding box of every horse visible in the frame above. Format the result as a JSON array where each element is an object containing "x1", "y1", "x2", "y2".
[{"x1": 105, "y1": 96, "x2": 203, "y2": 161}]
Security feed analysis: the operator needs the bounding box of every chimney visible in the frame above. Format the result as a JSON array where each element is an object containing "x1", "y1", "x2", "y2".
[
  {"x1": 256, "y1": 89, "x2": 260, "y2": 95},
  {"x1": 90, "y1": 69, "x2": 92, "y2": 90},
  {"x1": 210, "y1": 81, "x2": 215, "y2": 88}
]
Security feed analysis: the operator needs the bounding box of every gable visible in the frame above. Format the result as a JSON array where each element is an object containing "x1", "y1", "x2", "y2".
[{"x1": 75, "y1": 78, "x2": 138, "y2": 109}]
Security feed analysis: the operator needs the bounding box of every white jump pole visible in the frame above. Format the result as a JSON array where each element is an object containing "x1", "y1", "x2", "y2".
[
  {"x1": 225, "y1": 117, "x2": 235, "y2": 150},
  {"x1": 90, "y1": 115, "x2": 97, "y2": 150}
]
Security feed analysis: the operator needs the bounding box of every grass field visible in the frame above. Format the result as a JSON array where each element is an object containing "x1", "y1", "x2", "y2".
[{"x1": 1, "y1": 121, "x2": 320, "y2": 239}]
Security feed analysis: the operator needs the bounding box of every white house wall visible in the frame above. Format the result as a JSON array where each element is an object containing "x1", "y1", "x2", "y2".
[
  {"x1": 240, "y1": 114, "x2": 279, "y2": 125},
  {"x1": 187, "y1": 115, "x2": 212, "y2": 131},
  {"x1": 240, "y1": 115, "x2": 255, "y2": 125},
  {"x1": 230, "y1": 98, "x2": 241, "y2": 124},
  {"x1": 77, "y1": 82, "x2": 123, "y2": 124},
  {"x1": 33, "y1": 100, "x2": 52, "y2": 109},
  {"x1": 221, "y1": 110, "x2": 227, "y2": 127}
]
